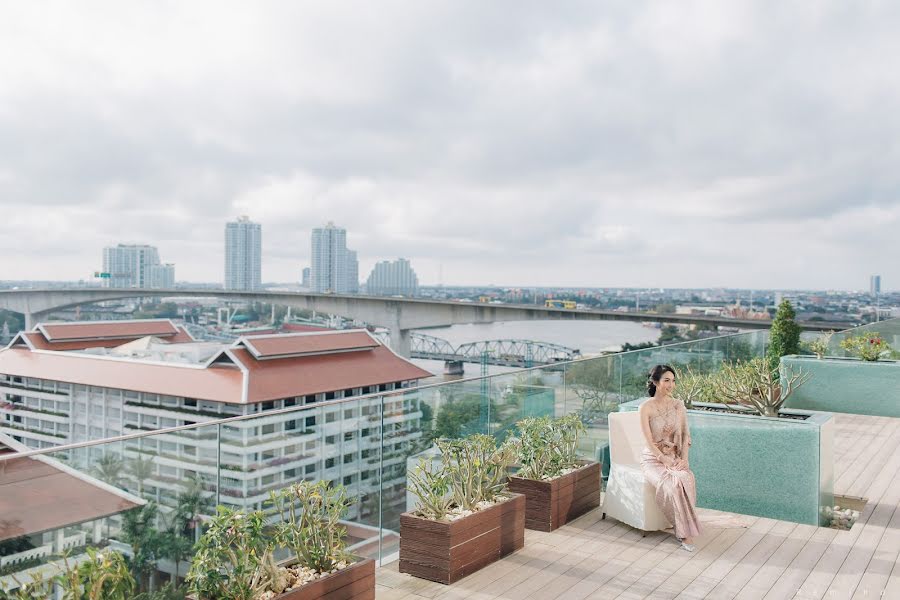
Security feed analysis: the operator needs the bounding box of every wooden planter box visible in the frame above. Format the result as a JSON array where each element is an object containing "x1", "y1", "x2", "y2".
[
  {"x1": 189, "y1": 558, "x2": 375, "y2": 600},
  {"x1": 508, "y1": 460, "x2": 602, "y2": 532},
  {"x1": 398, "y1": 493, "x2": 525, "y2": 584}
]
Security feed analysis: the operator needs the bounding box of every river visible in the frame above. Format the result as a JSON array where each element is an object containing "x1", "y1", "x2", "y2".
[{"x1": 410, "y1": 320, "x2": 660, "y2": 380}]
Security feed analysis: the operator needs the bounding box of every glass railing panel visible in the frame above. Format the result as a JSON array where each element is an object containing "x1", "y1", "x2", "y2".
[{"x1": 826, "y1": 316, "x2": 900, "y2": 357}]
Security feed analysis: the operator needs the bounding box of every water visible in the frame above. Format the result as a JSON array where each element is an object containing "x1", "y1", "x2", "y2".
[{"x1": 411, "y1": 320, "x2": 659, "y2": 380}]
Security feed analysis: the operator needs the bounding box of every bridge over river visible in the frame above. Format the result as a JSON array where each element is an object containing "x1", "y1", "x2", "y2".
[
  {"x1": 0, "y1": 288, "x2": 845, "y2": 358},
  {"x1": 406, "y1": 332, "x2": 581, "y2": 373}
]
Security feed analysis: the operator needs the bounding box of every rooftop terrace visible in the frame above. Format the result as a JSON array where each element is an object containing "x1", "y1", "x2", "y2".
[{"x1": 375, "y1": 411, "x2": 900, "y2": 599}]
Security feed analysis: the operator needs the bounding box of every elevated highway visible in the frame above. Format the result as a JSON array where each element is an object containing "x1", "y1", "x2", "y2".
[{"x1": 0, "y1": 288, "x2": 845, "y2": 357}]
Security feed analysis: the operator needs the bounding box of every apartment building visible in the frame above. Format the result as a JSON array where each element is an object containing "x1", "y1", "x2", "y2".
[{"x1": 0, "y1": 320, "x2": 432, "y2": 520}]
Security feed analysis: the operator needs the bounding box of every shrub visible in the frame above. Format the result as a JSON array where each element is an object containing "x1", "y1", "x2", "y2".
[
  {"x1": 514, "y1": 415, "x2": 585, "y2": 481},
  {"x1": 675, "y1": 366, "x2": 719, "y2": 409},
  {"x1": 713, "y1": 357, "x2": 809, "y2": 417},
  {"x1": 767, "y1": 300, "x2": 801, "y2": 373},
  {"x1": 840, "y1": 333, "x2": 893, "y2": 361},
  {"x1": 804, "y1": 331, "x2": 834, "y2": 359}
]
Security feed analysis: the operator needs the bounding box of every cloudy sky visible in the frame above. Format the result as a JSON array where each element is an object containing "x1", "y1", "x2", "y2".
[{"x1": 0, "y1": 1, "x2": 897, "y2": 290}]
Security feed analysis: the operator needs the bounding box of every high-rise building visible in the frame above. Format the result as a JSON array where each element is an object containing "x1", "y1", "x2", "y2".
[
  {"x1": 301, "y1": 267, "x2": 311, "y2": 289},
  {"x1": 365, "y1": 258, "x2": 419, "y2": 296},
  {"x1": 148, "y1": 263, "x2": 175, "y2": 289},
  {"x1": 225, "y1": 216, "x2": 262, "y2": 291},
  {"x1": 870, "y1": 275, "x2": 882, "y2": 296},
  {"x1": 102, "y1": 244, "x2": 171, "y2": 288},
  {"x1": 311, "y1": 222, "x2": 359, "y2": 293}
]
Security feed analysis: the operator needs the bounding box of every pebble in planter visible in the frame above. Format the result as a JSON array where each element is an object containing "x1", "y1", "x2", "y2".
[
  {"x1": 400, "y1": 434, "x2": 525, "y2": 584},
  {"x1": 507, "y1": 414, "x2": 601, "y2": 532},
  {"x1": 186, "y1": 481, "x2": 375, "y2": 600}
]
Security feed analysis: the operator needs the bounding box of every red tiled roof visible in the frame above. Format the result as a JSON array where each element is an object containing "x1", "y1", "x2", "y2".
[
  {"x1": 0, "y1": 456, "x2": 141, "y2": 542},
  {"x1": 39, "y1": 320, "x2": 179, "y2": 342},
  {"x1": 281, "y1": 323, "x2": 331, "y2": 333},
  {"x1": 0, "y1": 324, "x2": 433, "y2": 405},
  {"x1": 230, "y1": 345, "x2": 433, "y2": 403},
  {"x1": 240, "y1": 330, "x2": 379, "y2": 359},
  {"x1": 0, "y1": 348, "x2": 245, "y2": 403},
  {"x1": 20, "y1": 332, "x2": 137, "y2": 352}
]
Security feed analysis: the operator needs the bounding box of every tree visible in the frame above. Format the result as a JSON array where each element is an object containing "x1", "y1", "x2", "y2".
[
  {"x1": 126, "y1": 454, "x2": 156, "y2": 495},
  {"x1": 94, "y1": 453, "x2": 125, "y2": 487},
  {"x1": 121, "y1": 503, "x2": 166, "y2": 592},
  {"x1": 767, "y1": 299, "x2": 801, "y2": 373},
  {"x1": 432, "y1": 393, "x2": 489, "y2": 439}
]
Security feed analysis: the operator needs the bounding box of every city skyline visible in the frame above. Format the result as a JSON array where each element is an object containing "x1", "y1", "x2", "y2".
[{"x1": 1, "y1": 3, "x2": 899, "y2": 290}]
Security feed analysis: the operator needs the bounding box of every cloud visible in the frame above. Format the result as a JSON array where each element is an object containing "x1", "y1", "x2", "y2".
[{"x1": 0, "y1": 1, "x2": 898, "y2": 290}]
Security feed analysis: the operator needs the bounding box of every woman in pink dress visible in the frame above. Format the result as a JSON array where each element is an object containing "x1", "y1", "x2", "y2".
[{"x1": 639, "y1": 364, "x2": 702, "y2": 552}]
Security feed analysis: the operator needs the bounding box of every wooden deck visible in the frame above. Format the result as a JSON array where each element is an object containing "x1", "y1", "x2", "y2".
[{"x1": 376, "y1": 413, "x2": 900, "y2": 599}]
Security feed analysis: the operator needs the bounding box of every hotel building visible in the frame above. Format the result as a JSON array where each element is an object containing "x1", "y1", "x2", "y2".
[{"x1": 0, "y1": 320, "x2": 432, "y2": 520}]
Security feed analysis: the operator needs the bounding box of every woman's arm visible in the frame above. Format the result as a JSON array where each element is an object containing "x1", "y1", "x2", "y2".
[{"x1": 679, "y1": 402, "x2": 691, "y2": 465}]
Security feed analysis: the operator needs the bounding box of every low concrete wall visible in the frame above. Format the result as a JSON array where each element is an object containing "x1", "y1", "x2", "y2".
[{"x1": 782, "y1": 354, "x2": 900, "y2": 418}]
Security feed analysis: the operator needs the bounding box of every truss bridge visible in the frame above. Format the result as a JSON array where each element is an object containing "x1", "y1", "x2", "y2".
[{"x1": 408, "y1": 332, "x2": 581, "y2": 373}]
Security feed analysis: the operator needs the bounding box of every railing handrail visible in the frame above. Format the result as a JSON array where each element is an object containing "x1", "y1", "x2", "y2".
[{"x1": 0, "y1": 326, "x2": 797, "y2": 462}]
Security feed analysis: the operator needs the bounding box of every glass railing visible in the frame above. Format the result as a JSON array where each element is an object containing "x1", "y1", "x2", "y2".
[
  {"x1": 822, "y1": 316, "x2": 900, "y2": 357},
  {"x1": 0, "y1": 327, "x2": 788, "y2": 593}
]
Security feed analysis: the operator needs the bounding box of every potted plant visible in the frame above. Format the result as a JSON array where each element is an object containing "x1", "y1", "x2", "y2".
[
  {"x1": 783, "y1": 331, "x2": 900, "y2": 417},
  {"x1": 399, "y1": 434, "x2": 524, "y2": 584},
  {"x1": 803, "y1": 331, "x2": 834, "y2": 359},
  {"x1": 5, "y1": 547, "x2": 136, "y2": 600},
  {"x1": 712, "y1": 357, "x2": 809, "y2": 417},
  {"x1": 186, "y1": 481, "x2": 374, "y2": 600},
  {"x1": 506, "y1": 415, "x2": 601, "y2": 532}
]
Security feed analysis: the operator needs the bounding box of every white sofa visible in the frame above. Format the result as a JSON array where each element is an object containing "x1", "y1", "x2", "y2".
[{"x1": 602, "y1": 410, "x2": 670, "y2": 533}]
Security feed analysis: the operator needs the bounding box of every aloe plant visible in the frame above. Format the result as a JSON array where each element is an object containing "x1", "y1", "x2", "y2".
[
  {"x1": 409, "y1": 433, "x2": 518, "y2": 519},
  {"x1": 515, "y1": 415, "x2": 585, "y2": 481},
  {"x1": 186, "y1": 508, "x2": 276, "y2": 600},
  {"x1": 270, "y1": 480, "x2": 352, "y2": 574}
]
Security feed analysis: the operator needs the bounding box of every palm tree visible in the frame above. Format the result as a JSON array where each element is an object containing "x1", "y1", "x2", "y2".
[
  {"x1": 94, "y1": 453, "x2": 125, "y2": 487},
  {"x1": 126, "y1": 454, "x2": 156, "y2": 496}
]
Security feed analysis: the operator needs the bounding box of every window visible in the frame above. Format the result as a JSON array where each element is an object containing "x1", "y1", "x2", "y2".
[
  {"x1": 326, "y1": 435, "x2": 337, "y2": 445},
  {"x1": 325, "y1": 458, "x2": 335, "y2": 469},
  {"x1": 284, "y1": 398, "x2": 297, "y2": 407},
  {"x1": 285, "y1": 468, "x2": 297, "y2": 478},
  {"x1": 262, "y1": 401, "x2": 274, "y2": 411},
  {"x1": 344, "y1": 432, "x2": 355, "y2": 442},
  {"x1": 325, "y1": 392, "x2": 336, "y2": 400},
  {"x1": 305, "y1": 416, "x2": 316, "y2": 427},
  {"x1": 344, "y1": 408, "x2": 356, "y2": 419},
  {"x1": 325, "y1": 412, "x2": 336, "y2": 423},
  {"x1": 285, "y1": 420, "x2": 298, "y2": 431},
  {"x1": 261, "y1": 423, "x2": 275, "y2": 435},
  {"x1": 304, "y1": 395, "x2": 316, "y2": 405},
  {"x1": 342, "y1": 475, "x2": 355, "y2": 485},
  {"x1": 343, "y1": 389, "x2": 355, "y2": 398},
  {"x1": 305, "y1": 464, "x2": 315, "y2": 474},
  {"x1": 343, "y1": 453, "x2": 354, "y2": 464},
  {"x1": 184, "y1": 399, "x2": 197, "y2": 408}
]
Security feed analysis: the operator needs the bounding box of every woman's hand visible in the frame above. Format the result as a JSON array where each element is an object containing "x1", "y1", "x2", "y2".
[
  {"x1": 672, "y1": 457, "x2": 689, "y2": 471},
  {"x1": 659, "y1": 454, "x2": 675, "y2": 468}
]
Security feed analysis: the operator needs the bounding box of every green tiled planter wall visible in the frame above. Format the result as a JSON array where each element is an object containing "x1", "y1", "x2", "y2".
[
  {"x1": 781, "y1": 355, "x2": 900, "y2": 418},
  {"x1": 618, "y1": 398, "x2": 834, "y2": 526}
]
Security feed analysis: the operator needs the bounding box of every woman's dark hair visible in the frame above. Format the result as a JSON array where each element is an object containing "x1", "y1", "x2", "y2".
[{"x1": 647, "y1": 364, "x2": 676, "y2": 397}]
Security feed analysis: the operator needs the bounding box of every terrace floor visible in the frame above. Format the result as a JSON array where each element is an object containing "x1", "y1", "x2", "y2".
[{"x1": 376, "y1": 413, "x2": 900, "y2": 599}]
